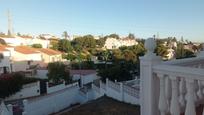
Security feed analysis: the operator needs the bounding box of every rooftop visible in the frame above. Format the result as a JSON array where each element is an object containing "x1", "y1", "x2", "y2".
[
  {"x1": 38, "y1": 48, "x2": 61, "y2": 55},
  {"x1": 15, "y1": 46, "x2": 39, "y2": 54}
]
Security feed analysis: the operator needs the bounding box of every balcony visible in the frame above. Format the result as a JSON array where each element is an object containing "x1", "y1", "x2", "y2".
[{"x1": 140, "y1": 38, "x2": 204, "y2": 115}]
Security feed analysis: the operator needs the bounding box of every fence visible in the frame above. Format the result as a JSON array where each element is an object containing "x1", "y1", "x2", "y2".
[
  {"x1": 92, "y1": 78, "x2": 140, "y2": 105},
  {"x1": 47, "y1": 81, "x2": 78, "y2": 94}
]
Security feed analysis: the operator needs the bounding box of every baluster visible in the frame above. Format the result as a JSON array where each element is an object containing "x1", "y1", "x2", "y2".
[
  {"x1": 203, "y1": 107, "x2": 204, "y2": 115},
  {"x1": 158, "y1": 73, "x2": 168, "y2": 115},
  {"x1": 185, "y1": 79, "x2": 196, "y2": 115},
  {"x1": 179, "y1": 77, "x2": 186, "y2": 112},
  {"x1": 165, "y1": 76, "x2": 171, "y2": 113},
  {"x1": 170, "y1": 76, "x2": 180, "y2": 115},
  {"x1": 197, "y1": 80, "x2": 204, "y2": 103},
  {"x1": 194, "y1": 80, "x2": 199, "y2": 106}
]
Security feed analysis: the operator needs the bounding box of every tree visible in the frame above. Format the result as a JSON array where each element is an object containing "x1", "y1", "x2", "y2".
[
  {"x1": 62, "y1": 31, "x2": 69, "y2": 39},
  {"x1": 31, "y1": 44, "x2": 42, "y2": 48},
  {"x1": 17, "y1": 32, "x2": 21, "y2": 36},
  {"x1": 96, "y1": 37, "x2": 106, "y2": 48},
  {"x1": 58, "y1": 39, "x2": 73, "y2": 52},
  {"x1": 50, "y1": 40, "x2": 59, "y2": 50},
  {"x1": 47, "y1": 62, "x2": 70, "y2": 83},
  {"x1": 97, "y1": 61, "x2": 134, "y2": 82},
  {"x1": 0, "y1": 38, "x2": 6, "y2": 45},
  {"x1": 128, "y1": 33, "x2": 135, "y2": 39},
  {"x1": 83, "y1": 35, "x2": 96, "y2": 48},
  {"x1": 108, "y1": 34, "x2": 120, "y2": 39},
  {"x1": 73, "y1": 35, "x2": 96, "y2": 49}
]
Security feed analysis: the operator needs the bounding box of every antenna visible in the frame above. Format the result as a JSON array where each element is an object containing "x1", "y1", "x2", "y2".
[{"x1": 7, "y1": 10, "x2": 13, "y2": 37}]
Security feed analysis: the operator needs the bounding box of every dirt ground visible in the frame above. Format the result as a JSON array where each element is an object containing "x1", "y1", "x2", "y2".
[{"x1": 59, "y1": 96, "x2": 140, "y2": 115}]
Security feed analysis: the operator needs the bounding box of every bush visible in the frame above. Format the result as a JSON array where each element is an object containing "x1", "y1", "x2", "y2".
[
  {"x1": 31, "y1": 44, "x2": 42, "y2": 48},
  {"x1": 0, "y1": 72, "x2": 41, "y2": 98},
  {"x1": 47, "y1": 62, "x2": 71, "y2": 83}
]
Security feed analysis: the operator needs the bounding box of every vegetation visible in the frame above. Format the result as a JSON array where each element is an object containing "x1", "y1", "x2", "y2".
[
  {"x1": 0, "y1": 38, "x2": 6, "y2": 45},
  {"x1": 31, "y1": 43, "x2": 42, "y2": 48},
  {"x1": 62, "y1": 31, "x2": 69, "y2": 39},
  {"x1": 0, "y1": 72, "x2": 42, "y2": 98},
  {"x1": 58, "y1": 39, "x2": 73, "y2": 52},
  {"x1": 47, "y1": 62, "x2": 71, "y2": 83},
  {"x1": 46, "y1": 32, "x2": 201, "y2": 82}
]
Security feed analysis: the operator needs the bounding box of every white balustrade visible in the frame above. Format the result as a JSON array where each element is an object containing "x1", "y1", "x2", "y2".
[{"x1": 140, "y1": 38, "x2": 204, "y2": 115}]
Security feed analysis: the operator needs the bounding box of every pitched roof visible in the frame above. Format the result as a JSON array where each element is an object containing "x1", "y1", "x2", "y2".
[
  {"x1": 38, "y1": 48, "x2": 61, "y2": 55},
  {"x1": 0, "y1": 45, "x2": 12, "y2": 52},
  {"x1": 15, "y1": 46, "x2": 39, "y2": 54}
]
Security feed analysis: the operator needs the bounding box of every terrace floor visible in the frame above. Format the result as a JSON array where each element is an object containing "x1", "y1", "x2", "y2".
[{"x1": 58, "y1": 96, "x2": 140, "y2": 115}]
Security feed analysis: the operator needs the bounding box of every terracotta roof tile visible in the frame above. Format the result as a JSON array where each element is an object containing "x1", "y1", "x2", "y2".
[
  {"x1": 0, "y1": 45, "x2": 11, "y2": 52},
  {"x1": 38, "y1": 48, "x2": 61, "y2": 55},
  {"x1": 15, "y1": 46, "x2": 39, "y2": 54}
]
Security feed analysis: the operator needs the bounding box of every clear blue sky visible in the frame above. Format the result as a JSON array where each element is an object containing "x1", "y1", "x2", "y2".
[{"x1": 0, "y1": 0, "x2": 203, "y2": 42}]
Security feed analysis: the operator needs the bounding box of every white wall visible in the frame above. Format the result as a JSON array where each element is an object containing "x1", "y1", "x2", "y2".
[
  {"x1": 72, "y1": 73, "x2": 99, "y2": 86},
  {"x1": 12, "y1": 61, "x2": 29, "y2": 72},
  {"x1": 13, "y1": 51, "x2": 42, "y2": 61},
  {"x1": 5, "y1": 81, "x2": 40, "y2": 101},
  {"x1": 92, "y1": 79, "x2": 140, "y2": 105},
  {"x1": 81, "y1": 73, "x2": 99, "y2": 85},
  {"x1": 23, "y1": 83, "x2": 85, "y2": 115},
  {"x1": 0, "y1": 50, "x2": 11, "y2": 73},
  {"x1": 47, "y1": 82, "x2": 78, "y2": 94},
  {"x1": 36, "y1": 69, "x2": 48, "y2": 79}
]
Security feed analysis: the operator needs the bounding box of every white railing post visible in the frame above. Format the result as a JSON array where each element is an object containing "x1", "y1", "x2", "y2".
[
  {"x1": 158, "y1": 74, "x2": 168, "y2": 115},
  {"x1": 7, "y1": 104, "x2": 13, "y2": 115},
  {"x1": 169, "y1": 76, "x2": 180, "y2": 115},
  {"x1": 120, "y1": 82, "x2": 124, "y2": 101},
  {"x1": 185, "y1": 79, "x2": 196, "y2": 115},
  {"x1": 179, "y1": 77, "x2": 187, "y2": 112},
  {"x1": 140, "y1": 38, "x2": 161, "y2": 115},
  {"x1": 165, "y1": 77, "x2": 171, "y2": 113},
  {"x1": 23, "y1": 99, "x2": 28, "y2": 115},
  {"x1": 197, "y1": 81, "x2": 204, "y2": 102}
]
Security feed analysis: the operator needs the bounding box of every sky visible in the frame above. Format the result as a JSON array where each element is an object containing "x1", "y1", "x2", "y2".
[{"x1": 0, "y1": 0, "x2": 203, "y2": 42}]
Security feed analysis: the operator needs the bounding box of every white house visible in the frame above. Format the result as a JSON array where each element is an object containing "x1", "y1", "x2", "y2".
[
  {"x1": 13, "y1": 46, "x2": 42, "y2": 61},
  {"x1": 104, "y1": 37, "x2": 138, "y2": 49},
  {"x1": 0, "y1": 45, "x2": 12, "y2": 74},
  {"x1": 37, "y1": 48, "x2": 62, "y2": 63},
  {"x1": 2, "y1": 36, "x2": 50, "y2": 48}
]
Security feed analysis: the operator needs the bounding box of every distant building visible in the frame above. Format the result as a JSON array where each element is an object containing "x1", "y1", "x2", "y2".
[
  {"x1": 0, "y1": 45, "x2": 12, "y2": 74},
  {"x1": 1, "y1": 36, "x2": 50, "y2": 48},
  {"x1": 104, "y1": 37, "x2": 138, "y2": 49},
  {"x1": 14, "y1": 46, "x2": 42, "y2": 61},
  {"x1": 38, "y1": 48, "x2": 62, "y2": 63}
]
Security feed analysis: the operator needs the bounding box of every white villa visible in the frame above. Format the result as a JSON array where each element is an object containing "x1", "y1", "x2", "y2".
[
  {"x1": 104, "y1": 37, "x2": 138, "y2": 49},
  {"x1": 1, "y1": 36, "x2": 50, "y2": 48}
]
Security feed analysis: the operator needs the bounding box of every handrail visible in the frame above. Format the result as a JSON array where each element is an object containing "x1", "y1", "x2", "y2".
[
  {"x1": 162, "y1": 56, "x2": 204, "y2": 65},
  {"x1": 153, "y1": 64, "x2": 204, "y2": 80}
]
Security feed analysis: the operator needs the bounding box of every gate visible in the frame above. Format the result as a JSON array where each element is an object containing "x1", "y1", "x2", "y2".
[{"x1": 40, "y1": 80, "x2": 47, "y2": 94}]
